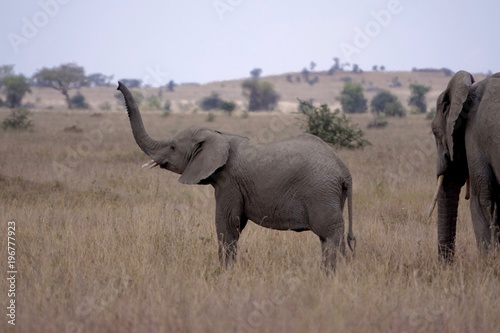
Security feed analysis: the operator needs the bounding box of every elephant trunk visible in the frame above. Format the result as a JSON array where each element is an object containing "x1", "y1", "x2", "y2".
[
  {"x1": 117, "y1": 82, "x2": 163, "y2": 161},
  {"x1": 436, "y1": 177, "x2": 461, "y2": 262}
]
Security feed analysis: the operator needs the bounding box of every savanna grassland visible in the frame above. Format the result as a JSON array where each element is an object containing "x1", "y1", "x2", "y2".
[{"x1": 1, "y1": 71, "x2": 499, "y2": 332}]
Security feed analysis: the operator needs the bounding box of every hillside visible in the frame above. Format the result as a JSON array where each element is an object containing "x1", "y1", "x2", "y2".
[{"x1": 24, "y1": 70, "x2": 487, "y2": 113}]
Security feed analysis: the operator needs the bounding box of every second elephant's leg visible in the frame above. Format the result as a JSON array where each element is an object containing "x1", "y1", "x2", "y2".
[{"x1": 469, "y1": 187, "x2": 494, "y2": 253}]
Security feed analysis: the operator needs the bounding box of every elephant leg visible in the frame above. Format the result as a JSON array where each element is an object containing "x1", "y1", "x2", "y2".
[
  {"x1": 215, "y1": 201, "x2": 247, "y2": 267},
  {"x1": 320, "y1": 232, "x2": 345, "y2": 273},
  {"x1": 469, "y1": 185, "x2": 494, "y2": 253}
]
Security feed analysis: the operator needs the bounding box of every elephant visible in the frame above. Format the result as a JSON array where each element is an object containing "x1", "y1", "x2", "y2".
[
  {"x1": 429, "y1": 70, "x2": 500, "y2": 261},
  {"x1": 117, "y1": 82, "x2": 355, "y2": 271}
]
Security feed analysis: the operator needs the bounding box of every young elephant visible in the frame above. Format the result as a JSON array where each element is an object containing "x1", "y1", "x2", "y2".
[{"x1": 117, "y1": 82, "x2": 355, "y2": 270}]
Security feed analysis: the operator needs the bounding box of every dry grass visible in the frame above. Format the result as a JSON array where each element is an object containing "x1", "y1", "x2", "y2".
[{"x1": 1, "y1": 92, "x2": 499, "y2": 332}]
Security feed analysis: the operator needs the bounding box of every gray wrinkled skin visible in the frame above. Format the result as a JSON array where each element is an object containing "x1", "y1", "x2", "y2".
[
  {"x1": 117, "y1": 82, "x2": 355, "y2": 271},
  {"x1": 431, "y1": 71, "x2": 500, "y2": 261}
]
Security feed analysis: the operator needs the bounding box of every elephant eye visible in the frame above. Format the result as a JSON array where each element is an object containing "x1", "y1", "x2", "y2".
[{"x1": 170, "y1": 145, "x2": 176, "y2": 151}]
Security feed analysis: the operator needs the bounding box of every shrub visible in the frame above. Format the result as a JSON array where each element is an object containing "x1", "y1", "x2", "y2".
[
  {"x1": 1, "y1": 108, "x2": 34, "y2": 131},
  {"x1": 339, "y1": 82, "x2": 367, "y2": 114},
  {"x1": 408, "y1": 83, "x2": 431, "y2": 113},
  {"x1": 70, "y1": 92, "x2": 89, "y2": 109},
  {"x1": 220, "y1": 100, "x2": 236, "y2": 116},
  {"x1": 242, "y1": 79, "x2": 279, "y2": 111},
  {"x1": 3, "y1": 75, "x2": 31, "y2": 108},
  {"x1": 200, "y1": 92, "x2": 222, "y2": 111},
  {"x1": 298, "y1": 100, "x2": 370, "y2": 149},
  {"x1": 371, "y1": 90, "x2": 405, "y2": 117}
]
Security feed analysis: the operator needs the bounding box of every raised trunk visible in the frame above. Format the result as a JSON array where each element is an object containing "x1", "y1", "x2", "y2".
[
  {"x1": 117, "y1": 82, "x2": 163, "y2": 159},
  {"x1": 437, "y1": 178, "x2": 461, "y2": 261}
]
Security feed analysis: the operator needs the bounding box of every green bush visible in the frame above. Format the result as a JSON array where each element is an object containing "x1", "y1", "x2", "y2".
[
  {"x1": 242, "y1": 79, "x2": 279, "y2": 111},
  {"x1": 200, "y1": 92, "x2": 222, "y2": 111},
  {"x1": 408, "y1": 83, "x2": 431, "y2": 113},
  {"x1": 3, "y1": 75, "x2": 31, "y2": 108},
  {"x1": 370, "y1": 90, "x2": 405, "y2": 117},
  {"x1": 70, "y1": 92, "x2": 89, "y2": 109},
  {"x1": 298, "y1": 100, "x2": 370, "y2": 149},
  {"x1": 220, "y1": 100, "x2": 236, "y2": 116},
  {"x1": 1, "y1": 108, "x2": 33, "y2": 131},
  {"x1": 339, "y1": 82, "x2": 367, "y2": 114},
  {"x1": 199, "y1": 93, "x2": 237, "y2": 116}
]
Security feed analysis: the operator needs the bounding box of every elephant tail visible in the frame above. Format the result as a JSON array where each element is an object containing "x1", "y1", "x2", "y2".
[{"x1": 345, "y1": 178, "x2": 356, "y2": 252}]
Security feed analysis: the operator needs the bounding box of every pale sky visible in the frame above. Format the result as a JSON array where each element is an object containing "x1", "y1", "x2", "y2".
[{"x1": 1, "y1": 0, "x2": 499, "y2": 85}]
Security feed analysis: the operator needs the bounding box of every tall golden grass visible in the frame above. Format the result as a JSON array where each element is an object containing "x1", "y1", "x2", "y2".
[{"x1": 0, "y1": 103, "x2": 499, "y2": 332}]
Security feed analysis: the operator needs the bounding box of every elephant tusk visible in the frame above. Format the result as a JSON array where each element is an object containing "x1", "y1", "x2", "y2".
[
  {"x1": 427, "y1": 175, "x2": 444, "y2": 219},
  {"x1": 142, "y1": 160, "x2": 159, "y2": 169},
  {"x1": 465, "y1": 177, "x2": 470, "y2": 200}
]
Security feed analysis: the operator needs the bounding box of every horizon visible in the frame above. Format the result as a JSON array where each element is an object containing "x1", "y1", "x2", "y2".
[{"x1": 2, "y1": 0, "x2": 499, "y2": 85}]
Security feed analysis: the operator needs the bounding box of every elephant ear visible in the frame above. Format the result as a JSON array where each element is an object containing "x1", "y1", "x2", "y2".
[
  {"x1": 179, "y1": 130, "x2": 230, "y2": 184},
  {"x1": 443, "y1": 71, "x2": 474, "y2": 161}
]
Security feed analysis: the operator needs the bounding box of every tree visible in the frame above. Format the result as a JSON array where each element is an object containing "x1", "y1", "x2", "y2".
[
  {"x1": 371, "y1": 90, "x2": 405, "y2": 117},
  {"x1": 118, "y1": 79, "x2": 142, "y2": 88},
  {"x1": 352, "y1": 64, "x2": 362, "y2": 73},
  {"x1": 87, "y1": 73, "x2": 114, "y2": 87},
  {"x1": 298, "y1": 100, "x2": 370, "y2": 149},
  {"x1": 200, "y1": 92, "x2": 222, "y2": 111},
  {"x1": 242, "y1": 79, "x2": 279, "y2": 111},
  {"x1": 32, "y1": 63, "x2": 86, "y2": 109},
  {"x1": 408, "y1": 83, "x2": 431, "y2": 113},
  {"x1": 340, "y1": 82, "x2": 367, "y2": 114},
  {"x1": 310, "y1": 61, "x2": 316, "y2": 71},
  {"x1": 3, "y1": 75, "x2": 31, "y2": 108},
  {"x1": 69, "y1": 92, "x2": 89, "y2": 109},
  {"x1": 166, "y1": 80, "x2": 176, "y2": 92},
  {"x1": 0, "y1": 65, "x2": 15, "y2": 88},
  {"x1": 220, "y1": 100, "x2": 236, "y2": 116},
  {"x1": 250, "y1": 68, "x2": 262, "y2": 79}
]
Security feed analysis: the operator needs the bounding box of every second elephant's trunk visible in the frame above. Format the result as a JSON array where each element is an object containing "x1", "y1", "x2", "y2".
[{"x1": 437, "y1": 178, "x2": 461, "y2": 261}]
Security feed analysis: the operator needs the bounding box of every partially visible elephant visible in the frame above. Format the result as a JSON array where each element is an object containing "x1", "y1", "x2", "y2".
[
  {"x1": 117, "y1": 82, "x2": 356, "y2": 271},
  {"x1": 429, "y1": 70, "x2": 500, "y2": 261}
]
